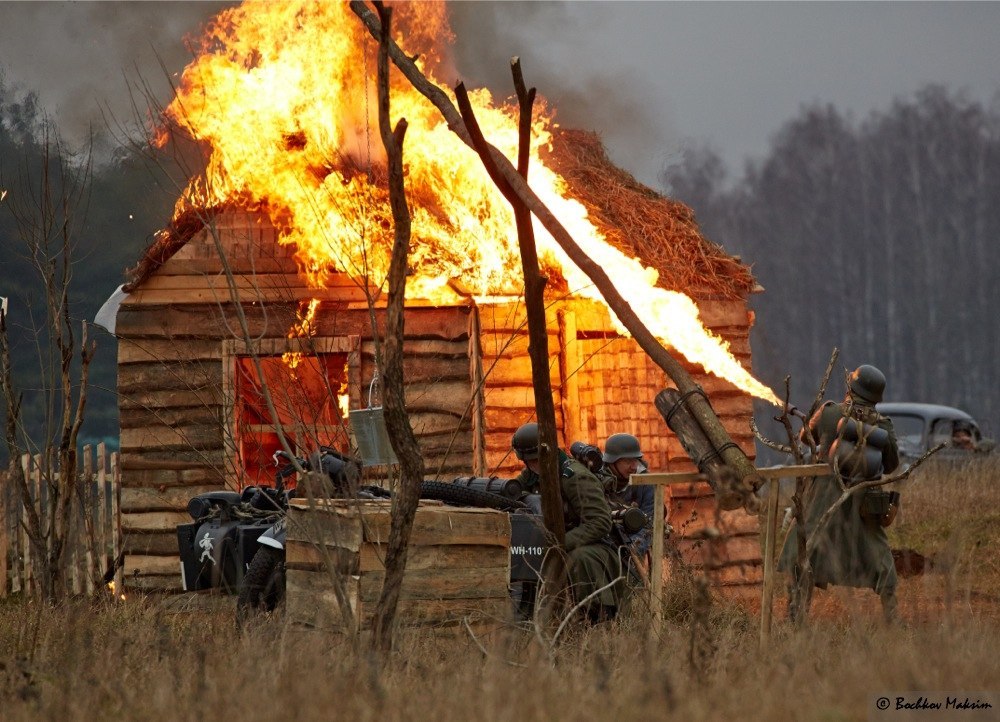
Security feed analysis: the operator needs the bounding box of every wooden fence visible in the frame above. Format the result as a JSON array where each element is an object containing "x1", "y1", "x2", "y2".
[{"x1": 1, "y1": 442, "x2": 123, "y2": 597}]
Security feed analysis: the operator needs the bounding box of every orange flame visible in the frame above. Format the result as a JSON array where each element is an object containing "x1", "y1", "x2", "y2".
[
  {"x1": 282, "y1": 298, "x2": 322, "y2": 370},
  {"x1": 107, "y1": 580, "x2": 126, "y2": 601},
  {"x1": 161, "y1": 0, "x2": 779, "y2": 405}
]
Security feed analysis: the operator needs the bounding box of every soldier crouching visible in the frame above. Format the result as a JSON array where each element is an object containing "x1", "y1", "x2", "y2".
[{"x1": 512, "y1": 423, "x2": 626, "y2": 623}]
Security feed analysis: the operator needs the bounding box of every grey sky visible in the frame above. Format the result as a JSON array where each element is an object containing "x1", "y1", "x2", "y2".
[{"x1": 1, "y1": 1, "x2": 998, "y2": 185}]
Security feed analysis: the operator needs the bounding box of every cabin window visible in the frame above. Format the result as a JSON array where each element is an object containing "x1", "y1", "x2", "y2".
[{"x1": 228, "y1": 339, "x2": 357, "y2": 488}]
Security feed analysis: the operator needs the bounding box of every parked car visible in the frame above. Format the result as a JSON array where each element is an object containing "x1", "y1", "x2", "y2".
[{"x1": 876, "y1": 402, "x2": 994, "y2": 466}]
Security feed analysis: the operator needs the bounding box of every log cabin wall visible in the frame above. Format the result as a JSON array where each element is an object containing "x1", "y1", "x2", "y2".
[
  {"x1": 472, "y1": 294, "x2": 763, "y2": 593},
  {"x1": 115, "y1": 211, "x2": 764, "y2": 594},
  {"x1": 115, "y1": 211, "x2": 476, "y2": 590}
]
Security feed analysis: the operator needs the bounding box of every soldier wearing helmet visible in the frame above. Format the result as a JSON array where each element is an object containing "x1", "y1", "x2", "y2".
[
  {"x1": 600, "y1": 433, "x2": 656, "y2": 562},
  {"x1": 778, "y1": 364, "x2": 901, "y2": 623},
  {"x1": 511, "y1": 422, "x2": 624, "y2": 623}
]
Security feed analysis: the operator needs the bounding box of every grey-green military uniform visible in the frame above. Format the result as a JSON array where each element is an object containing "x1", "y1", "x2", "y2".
[
  {"x1": 515, "y1": 453, "x2": 625, "y2": 611},
  {"x1": 778, "y1": 399, "x2": 900, "y2": 603}
]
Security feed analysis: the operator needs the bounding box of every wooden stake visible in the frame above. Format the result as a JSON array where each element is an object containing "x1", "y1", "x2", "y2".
[
  {"x1": 759, "y1": 477, "x2": 781, "y2": 651},
  {"x1": 650, "y1": 483, "x2": 665, "y2": 637}
]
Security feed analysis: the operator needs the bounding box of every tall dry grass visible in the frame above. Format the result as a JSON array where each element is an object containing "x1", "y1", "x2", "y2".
[
  {"x1": 1, "y1": 456, "x2": 997, "y2": 722},
  {"x1": 0, "y1": 588, "x2": 997, "y2": 720}
]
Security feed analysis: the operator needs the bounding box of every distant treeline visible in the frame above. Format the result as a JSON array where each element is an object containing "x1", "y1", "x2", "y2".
[
  {"x1": 0, "y1": 72, "x2": 176, "y2": 458},
  {"x1": 661, "y1": 85, "x2": 1000, "y2": 438}
]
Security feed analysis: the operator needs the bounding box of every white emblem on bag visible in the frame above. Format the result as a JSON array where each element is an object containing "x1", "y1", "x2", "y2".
[{"x1": 198, "y1": 532, "x2": 215, "y2": 564}]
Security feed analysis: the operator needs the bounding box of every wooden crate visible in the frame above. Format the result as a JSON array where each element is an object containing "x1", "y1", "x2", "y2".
[{"x1": 284, "y1": 499, "x2": 512, "y2": 631}]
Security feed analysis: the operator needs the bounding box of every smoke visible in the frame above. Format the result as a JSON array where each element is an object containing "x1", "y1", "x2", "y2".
[
  {"x1": 0, "y1": 1, "x2": 230, "y2": 155},
  {"x1": 447, "y1": 1, "x2": 677, "y2": 186},
  {"x1": 0, "y1": 2, "x2": 673, "y2": 183}
]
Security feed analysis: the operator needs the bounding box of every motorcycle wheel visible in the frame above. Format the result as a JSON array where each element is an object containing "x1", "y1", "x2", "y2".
[
  {"x1": 236, "y1": 545, "x2": 285, "y2": 628},
  {"x1": 418, "y1": 481, "x2": 527, "y2": 511}
]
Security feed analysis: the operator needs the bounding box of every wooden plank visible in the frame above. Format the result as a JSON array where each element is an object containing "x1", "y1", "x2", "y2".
[
  {"x1": 119, "y1": 424, "x2": 223, "y2": 453},
  {"x1": 81, "y1": 445, "x2": 94, "y2": 595},
  {"x1": 635, "y1": 464, "x2": 830, "y2": 486},
  {"x1": 359, "y1": 506, "x2": 510, "y2": 547},
  {"x1": 481, "y1": 385, "x2": 561, "y2": 409},
  {"x1": 126, "y1": 285, "x2": 371, "y2": 306},
  {"x1": 116, "y1": 304, "x2": 471, "y2": 342},
  {"x1": 118, "y1": 339, "x2": 224, "y2": 364},
  {"x1": 359, "y1": 565, "x2": 509, "y2": 602},
  {"x1": 139, "y1": 272, "x2": 361, "y2": 292},
  {"x1": 120, "y1": 466, "x2": 226, "y2": 488},
  {"x1": 483, "y1": 407, "x2": 540, "y2": 432},
  {"x1": 286, "y1": 540, "x2": 508, "y2": 574},
  {"x1": 285, "y1": 569, "x2": 361, "y2": 629},
  {"x1": 111, "y1": 452, "x2": 124, "y2": 591},
  {"x1": 120, "y1": 485, "x2": 223, "y2": 513},
  {"x1": 119, "y1": 406, "x2": 221, "y2": 429},
  {"x1": 96, "y1": 443, "x2": 109, "y2": 588},
  {"x1": 124, "y1": 532, "x2": 181, "y2": 556},
  {"x1": 286, "y1": 505, "x2": 364, "y2": 552},
  {"x1": 480, "y1": 355, "x2": 561, "y2": 387},
  {"x1": 123, "y1": 554, "x2": 182, "y2": 577},
  {"x1": 122, "y1": 511, "x2": 192, "y2": 533},
  {"x1": 117, "y1": 361, "x2": 222, "y2": 394},
  {"x1": 558, "y1": 309, "x2": 581, "y2": 449},
  {"x1": 406, "y1": 411, "x2": 468, "y2": 437},
  {"x1": 119, "y1": 389, "x2": 225, "y2": 411}
]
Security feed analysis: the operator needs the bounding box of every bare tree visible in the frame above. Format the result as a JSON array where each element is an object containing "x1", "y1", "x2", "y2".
[
  {"x1": 368, "y1": 1, "x2": 426, "y2": 654},
  {"x1": 1, "y1": 129, "x2": 97, "y2": 601}
]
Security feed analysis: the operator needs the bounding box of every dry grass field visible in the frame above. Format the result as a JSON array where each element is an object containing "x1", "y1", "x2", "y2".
[{"x1": 1, "y1": 457, "x2": 997, "y2": 721}]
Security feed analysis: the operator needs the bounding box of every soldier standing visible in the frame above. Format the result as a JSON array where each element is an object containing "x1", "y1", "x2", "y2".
[
  {"x1": 778, "y1": 364, "x2": 901, "y2": 622},
  {"x1": 512, "y1": 423, "x2": 625, "y2": 622}
]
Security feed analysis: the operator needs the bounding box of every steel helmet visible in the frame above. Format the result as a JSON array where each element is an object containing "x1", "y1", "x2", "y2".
[
  {"x1": 602, "y1": 433, "x2": 644, "y2": 464},
  {"x1": 847, "y1": 364, "x2": 886, "y2": 405},
  {"x1": 512, "y1": 423, "x2": 540, "y2": 461}
]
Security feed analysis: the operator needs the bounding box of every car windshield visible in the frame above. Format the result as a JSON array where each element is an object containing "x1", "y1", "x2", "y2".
[{"x1": 887, "y1": 413, "x2": 924, "y2": 452}]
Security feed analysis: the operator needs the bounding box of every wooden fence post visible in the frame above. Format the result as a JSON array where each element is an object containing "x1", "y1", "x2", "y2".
[
  {"x1": 111, "y1": 452, "x2": 123, "y2": 593},
  {"x1": 96, "y1": 442, "x2": 108, "y2": 591},
  {"x1": 0, "y1": 468, "x2": 8, "y2": 598},
  {"x1": 759, "y1": 477, "x2": 781, "y2": 652}
]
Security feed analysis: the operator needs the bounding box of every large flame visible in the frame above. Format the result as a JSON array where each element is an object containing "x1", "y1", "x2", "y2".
[{"x1": 161, "y1": 0, "x2": 779, "y2": 405}]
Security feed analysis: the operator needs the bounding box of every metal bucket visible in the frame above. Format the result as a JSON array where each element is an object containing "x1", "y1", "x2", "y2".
[{"x1": 349, "y1": 406, "x2": 398, "y2": 466}]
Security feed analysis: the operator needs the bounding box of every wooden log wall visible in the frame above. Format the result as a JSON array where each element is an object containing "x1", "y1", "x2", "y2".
[
  {"x1": 116, "y1": 211, "x2": 478, "y2": 590},
  {"x1": 472, "y1": 295, "x2": 763, "y2": 591},
  {"x1": 283, "y1": 499, "x2": 511, "y2": 631},
  {"x1": 475, "y1": 302, "x2": 565, "y2": 477}
]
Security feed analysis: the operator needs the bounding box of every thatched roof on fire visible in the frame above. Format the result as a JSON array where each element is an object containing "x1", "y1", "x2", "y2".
[
  {"x1": 123, "y1": 129, "x2": 756, "y2": 299},
  {"x1": 543, "y1": 128, "x2": 756, "y2": 299}
]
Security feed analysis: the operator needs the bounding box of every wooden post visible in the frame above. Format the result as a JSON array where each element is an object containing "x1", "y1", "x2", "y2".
[
  {"x1": 96, "y1": 443, "x2": 108, "y2": 590},
  {"x1": 81, "y1": 444, "x2": 94, "y2": 595},
  {"x1": 558, "y1": 309, "x2": 581, "y2": 450},
  {"x1": 634, "y1": 464, "x2": 829, "y2": 644},
  {"x1": 468, "y1": 305, "x2": 487, "y2": 477},
  {"x1": 111, "y1": 452, "x2": 123, "y2": 592},
  {"x1": 0, "y1": 466, "x2": 7, "y2": 598},
  {"x1": 759, "y1": 477, "x2": 781, "y2": 651},
  {"x1": 650, "y1": 483, "x2": 665, "y2": 636}
]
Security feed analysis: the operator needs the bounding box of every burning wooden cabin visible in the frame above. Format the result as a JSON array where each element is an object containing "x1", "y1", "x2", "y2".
[
  {"x1": 98, "y1": 0, "x2": 780, "y2": 597},
  {"x1": 103, "y1": 128, "x2": 768, "y2": 594}
]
